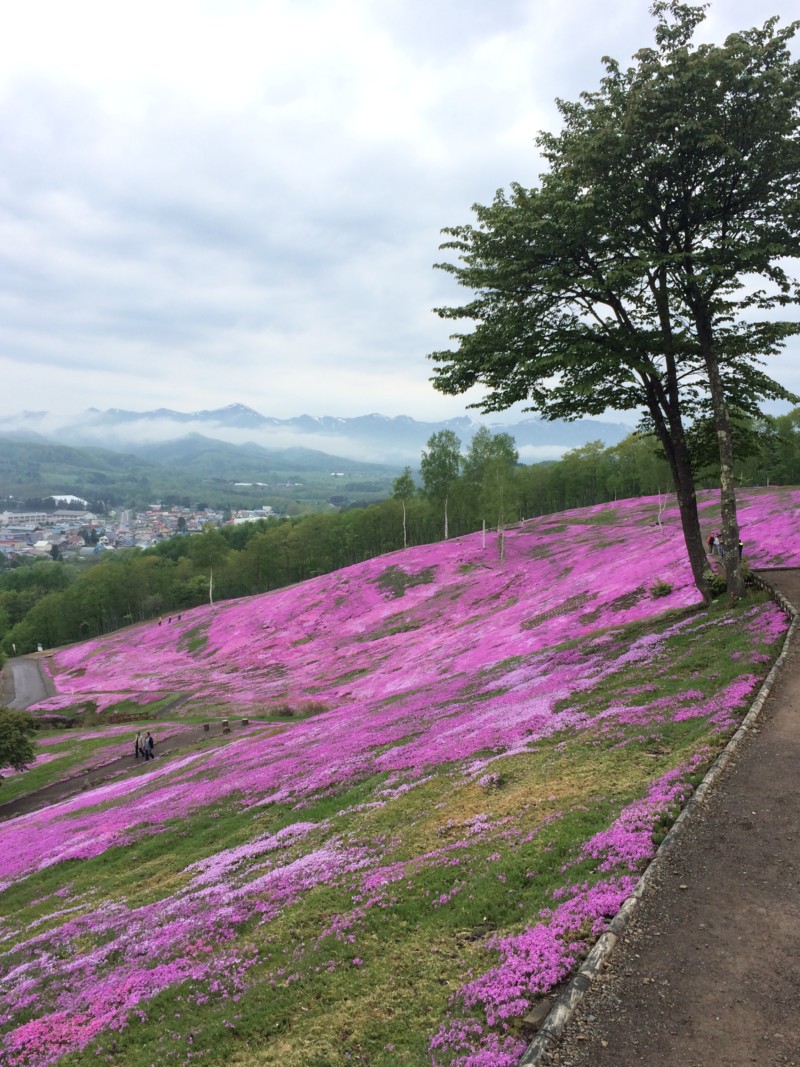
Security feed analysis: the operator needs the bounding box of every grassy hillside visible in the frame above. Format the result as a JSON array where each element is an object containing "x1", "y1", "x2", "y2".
[{"x1": 0, "y1": 488, "x2": 796, "y2": 1066}]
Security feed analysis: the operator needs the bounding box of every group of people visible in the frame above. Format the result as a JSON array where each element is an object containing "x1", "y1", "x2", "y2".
[
  {"x1": 134, "y1": 731, "x2": 155, "y2": 761},
  {"x1": 706, "y1": 533, "x2": 745, "y2": 560},
  {"x1": 707, "y1": 532, "x2": 723, "y2": 556}
]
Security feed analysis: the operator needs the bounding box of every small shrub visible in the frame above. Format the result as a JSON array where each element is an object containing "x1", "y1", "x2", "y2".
[
  {"x1": 269, "y1": 702, "x2": 329, "y2": 720},
  {"x1": 704, "y1": 568, "x2": 727, "y2": 597},
  {"x1": 651, "y1": 804, "x2": 682, "y2": 847},
  {"x1": 649, "y1": 579, "x2": 673, "y2": 599},
  {"x1": 31, "y1": 713, "x2": 76, "y2": 729}
]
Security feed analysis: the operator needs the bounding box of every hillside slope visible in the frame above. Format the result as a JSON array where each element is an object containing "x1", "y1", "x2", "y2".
[{"x1": 0, "y1": 488, "x2": 797, "y2": 1066}]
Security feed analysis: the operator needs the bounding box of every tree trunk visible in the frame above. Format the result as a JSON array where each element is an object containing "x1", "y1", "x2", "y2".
[
  {"x1": 658, "y1": 424, "x2": 712, "y2": 603},
  {"x1": 693, "y1": 310, "x2": 745, "y2": 599},
  {"x1": 634, "y1": 272, "x2": 711, "y2": 604},
  {"x1": 497, "y1": 515, "x2": 505, "y2": 561},
  {"x1": 644, "y1": 386, "x2": 711, "y2": 604}
]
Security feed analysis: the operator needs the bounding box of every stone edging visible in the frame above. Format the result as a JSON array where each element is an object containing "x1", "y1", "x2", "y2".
[{"x1": 517, "y1": 575, "x2": 798, "y2": 1065}]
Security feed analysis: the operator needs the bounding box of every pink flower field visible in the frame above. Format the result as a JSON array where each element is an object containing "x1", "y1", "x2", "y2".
[{"x1": 1, "y1": 488, "x2": 797, "y2": 1066}]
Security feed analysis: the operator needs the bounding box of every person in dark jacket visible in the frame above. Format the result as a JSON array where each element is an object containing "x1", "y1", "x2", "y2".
[{"x1": 143, "y1": 732, "x2": 155, "y2": 760}]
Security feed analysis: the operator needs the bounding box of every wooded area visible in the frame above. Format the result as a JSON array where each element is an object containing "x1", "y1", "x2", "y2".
[{"x1": 3, "y1": 409, "x2": 800, "y2": 659}]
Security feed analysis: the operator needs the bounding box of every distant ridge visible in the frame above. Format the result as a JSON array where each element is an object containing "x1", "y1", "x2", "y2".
[{"x1": 0, "y1": 405, "x2": 634, "y2": 465}]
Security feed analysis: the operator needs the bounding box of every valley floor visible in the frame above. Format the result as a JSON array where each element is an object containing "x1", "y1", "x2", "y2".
[{"x1": 544, "y1": 568, "x2": 800, "y2": 1067}]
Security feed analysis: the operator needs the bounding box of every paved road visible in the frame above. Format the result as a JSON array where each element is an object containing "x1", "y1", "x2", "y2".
[
  {"x1": 544, "y1": 569, "x2": 800, "y2": 1067},
  {"x1": 3, "y1": 657, "x2": 52, "y2": 709}
]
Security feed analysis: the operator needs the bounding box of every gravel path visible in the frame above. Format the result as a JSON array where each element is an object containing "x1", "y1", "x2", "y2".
[{"x1": 541, "y1": 569, "x2": 800, "y2": 1067}]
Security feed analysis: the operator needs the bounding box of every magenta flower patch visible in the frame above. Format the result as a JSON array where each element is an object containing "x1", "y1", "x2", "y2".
[{"x1": 0, "y1": 488, "x2": 794, "y2": 1064}]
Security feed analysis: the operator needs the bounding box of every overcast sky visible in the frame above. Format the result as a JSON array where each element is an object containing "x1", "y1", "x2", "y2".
[{"x1": 1, "y1": 0, "x2": 798, "y2": 424}]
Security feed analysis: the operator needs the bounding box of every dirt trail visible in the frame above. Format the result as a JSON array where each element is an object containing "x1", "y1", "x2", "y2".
[
  {"x1": 542, "y1": 569, "x2": 800, "y2": 1067},
  {"x1": 0, "y1": 720, "x2": 258, "y2": 821}
]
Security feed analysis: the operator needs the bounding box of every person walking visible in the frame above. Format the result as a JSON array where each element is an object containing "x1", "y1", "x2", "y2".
[
  {"x1": 143, "y1": 731, "x2": 155, "y2": 760},
  {"x1": 134, "y1": 731, "x2": 143, "y2": 760}
]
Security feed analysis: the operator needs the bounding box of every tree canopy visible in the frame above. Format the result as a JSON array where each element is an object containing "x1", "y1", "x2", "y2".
[
  {"x1": 462, "y1": 427, "x2": 519, "y2": 558},
  {"x1": 420, "y1": 430, "x2": 463, "y2": 539},
  {"x1": 0, "y1": 708, "x2": 36, "y2": 779},
  {"x1": 430, "y1": 1, "x2": 800, "y2": 600}
]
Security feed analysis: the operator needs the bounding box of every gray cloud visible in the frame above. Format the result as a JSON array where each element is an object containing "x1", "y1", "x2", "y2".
[{"x1": 0, "y1": 0, "x2": 797, "y2": 422}]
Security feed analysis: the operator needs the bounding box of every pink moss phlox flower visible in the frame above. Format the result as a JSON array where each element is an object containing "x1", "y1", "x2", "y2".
[
  {"x1": 2, "y1": 489, "x2": 795, "y2": 1063},
  {"x1": 578, "y1": 762, "x2": 700, "y2": 872},
  {"x1": 430, "y1": 876, "x2": 636, "y2": 1064}
]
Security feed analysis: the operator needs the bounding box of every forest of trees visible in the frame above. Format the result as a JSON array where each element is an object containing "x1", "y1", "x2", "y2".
[{"x1": 2, "y1": 410, "x2": 800, "y2": 660}]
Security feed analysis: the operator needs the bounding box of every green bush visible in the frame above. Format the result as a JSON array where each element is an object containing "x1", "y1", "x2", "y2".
[
  {"x1": 704, "y1": 568, "x2": 727, "y2": 597},
  {"x1": 649, "y1": 579, "x2": 673, "y2": 599}
]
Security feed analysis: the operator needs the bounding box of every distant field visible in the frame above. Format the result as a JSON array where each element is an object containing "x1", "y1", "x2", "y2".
[{"x1": 0, "y1": 488, "x2": 796, "y2": 1066}]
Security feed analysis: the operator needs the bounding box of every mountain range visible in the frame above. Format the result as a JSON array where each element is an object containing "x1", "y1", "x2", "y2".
[{"x1": 0, "y1": 404, "x2": 634, "y2": 466}]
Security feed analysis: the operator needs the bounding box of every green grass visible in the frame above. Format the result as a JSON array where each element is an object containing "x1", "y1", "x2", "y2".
[
  {"x1": 521, "y1": 593, "x2": 598, "y2": 630},
  {"x1": 555, "y1": 592, "x2": 777, "y2": 720},
  {"x1": 29, "y1": 746, "x2": 637, "y2": 1067},
  {"x1": 1, "y1": 589, "x2": 788, "y2": 1067},
  {"x1": 0, "y1": 731, "x2": 133, "y2": 804},
  {"x1": 373, "y1": 565, "x2": 437, "y2": 599},
  {"x1": 36, "y1": 734, "x2": 666, "y2": 1067},
  {"x1": 356, "y1": 612, "x2": 424, "y2": 641},
  {"x1": 179, "y1": 623, "x2": 210, "y2": 655}
]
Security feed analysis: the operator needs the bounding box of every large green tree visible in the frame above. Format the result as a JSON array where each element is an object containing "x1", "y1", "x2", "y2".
[{"x1": 430, "y1": 2, "x2": 800, "y2": 601}]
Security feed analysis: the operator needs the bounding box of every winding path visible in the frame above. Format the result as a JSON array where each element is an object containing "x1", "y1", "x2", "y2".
[
  {"x1": 0, "y1": 719, "x2": 260, "y2": 821},
  {"x1": 2, "y1": 655, "x2": 54, "y2": 709},
  {"x1": 539, "y1": 569, "x2": 800, "y2": 1067}
]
